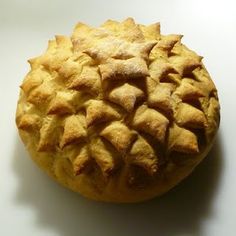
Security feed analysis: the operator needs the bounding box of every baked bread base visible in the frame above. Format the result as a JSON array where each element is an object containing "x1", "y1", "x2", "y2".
[{"x1": 19, "y1": 129, "x2": 216, "y2": 203}]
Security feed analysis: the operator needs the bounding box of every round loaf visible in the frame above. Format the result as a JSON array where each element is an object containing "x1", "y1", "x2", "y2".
[{"x1": 16, "y1": 18, "x2": 220, "y2": 202}]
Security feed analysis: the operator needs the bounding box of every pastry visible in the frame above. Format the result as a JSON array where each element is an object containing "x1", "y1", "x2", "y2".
[{"x1": 16, "y1": 18, "x2": 220, "y2": 202}]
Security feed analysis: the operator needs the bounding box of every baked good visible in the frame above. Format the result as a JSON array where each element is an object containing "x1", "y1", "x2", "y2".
[{"x1": 16, "y1": 18, "x2": 220, "y2": 203}]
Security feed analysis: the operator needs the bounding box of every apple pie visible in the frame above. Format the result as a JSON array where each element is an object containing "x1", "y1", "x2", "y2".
[{"x1": 16, "y1": 18, "x2": 220, "y2": 202}]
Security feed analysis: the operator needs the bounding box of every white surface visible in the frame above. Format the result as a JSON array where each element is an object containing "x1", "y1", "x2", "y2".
[{"x1": 0, "y1": 0, "x2": 235, "y2": 235}]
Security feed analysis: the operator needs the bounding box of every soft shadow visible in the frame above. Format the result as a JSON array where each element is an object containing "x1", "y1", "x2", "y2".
[{"x1": 12, "y1": 132, "x2": 223, "y2": 236}]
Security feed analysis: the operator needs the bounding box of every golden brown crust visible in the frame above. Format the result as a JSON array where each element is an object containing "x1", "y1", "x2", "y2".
[{"x1": 16, "y1": 18, "x2": 220, "y2": 203}]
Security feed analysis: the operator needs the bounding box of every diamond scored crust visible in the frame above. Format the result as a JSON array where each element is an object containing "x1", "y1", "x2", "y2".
[{"x1": 16, "y1": 18, "x2": 220, "y2": 189}]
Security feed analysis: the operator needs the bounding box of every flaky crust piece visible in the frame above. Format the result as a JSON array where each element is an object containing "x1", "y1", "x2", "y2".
[{"x1": 16, "y1": 18, "x2": 220, "y2": 202}]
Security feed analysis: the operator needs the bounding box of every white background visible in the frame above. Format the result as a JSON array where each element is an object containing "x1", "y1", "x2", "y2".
[{"x1": 0, "y1": 0, "x2": 235, "y2": 235}]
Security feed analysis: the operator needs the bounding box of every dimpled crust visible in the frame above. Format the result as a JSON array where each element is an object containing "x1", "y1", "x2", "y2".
[{"x1": 16, "y1": 18, "x2": 220, "y2": 203}]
